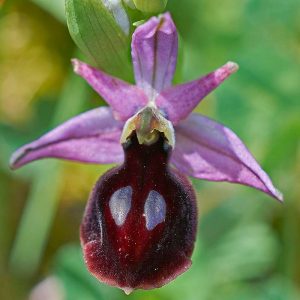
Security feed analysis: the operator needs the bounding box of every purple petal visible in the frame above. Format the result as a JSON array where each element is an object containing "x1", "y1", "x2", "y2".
[
  {"x1": 10, "y1": 107, "x2": 124, "y2": 169},
  {"x1": 72, "y1": 59, "x2": 148, "y2": 121},
  {"x1": 131, "y1": 12, "x2": 178, "y2": 99},
  {"x1": 171, "y1": 113, "x2": 283, "y2": 201},
  {"x1": 156, "y1": 62, "x2": 239, "y2": 124}
]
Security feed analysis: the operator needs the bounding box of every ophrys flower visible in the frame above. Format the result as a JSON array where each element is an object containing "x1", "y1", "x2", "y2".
[{"x1": 10, "y1": 12, "x2": 282, "y2": 294}]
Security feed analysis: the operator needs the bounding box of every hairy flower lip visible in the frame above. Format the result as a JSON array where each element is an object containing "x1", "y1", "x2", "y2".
[
  {"x1": 82, "y1": 239, "x2": 192, "y2": 294},
  {"x1": 80, "y1": 134, "x2": 197, "y2": 293}
]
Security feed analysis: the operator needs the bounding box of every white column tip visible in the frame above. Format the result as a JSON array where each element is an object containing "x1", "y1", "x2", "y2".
[
  {"x1": 226, "y1": 61, "x2": 239, "y2": 73},
  {"x1": 123, "y1": 287, "x2": 134, "y2": 295}
]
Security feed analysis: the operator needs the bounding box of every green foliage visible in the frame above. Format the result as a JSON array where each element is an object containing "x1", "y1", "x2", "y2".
[
  {"x1": 9, "y1": 71, "x2": 91, "y2": 276},
  {"x1": 1, "y1": 0, "x2": 300, "y2": 299},
  {"x1": 54, "y1": 245, "x2": 124, "y2": 300},
  {"x1": 31, "y1": 0, "x2": 65, "y2": 22},
  {"x1": 133, "y1": 0, "x2": 168, "y2": 13}
]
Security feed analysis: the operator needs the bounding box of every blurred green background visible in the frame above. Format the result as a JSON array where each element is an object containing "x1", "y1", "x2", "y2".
[{"x1": 1, "y1": 0, "x2": 299, "y2": 299}]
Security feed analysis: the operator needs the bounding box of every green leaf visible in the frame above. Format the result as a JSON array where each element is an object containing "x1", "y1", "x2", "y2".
[{"x1": 66, "y1": 0, "x2": 133, "y2": 81}]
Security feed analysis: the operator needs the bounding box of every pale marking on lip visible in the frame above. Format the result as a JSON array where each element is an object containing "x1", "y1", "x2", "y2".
[
  {"x1": 144, "y1": 190, "x2": 166, "y2": 230},
  {"x1": 109, "y1": 186, "x2": 132, "y2": 226}
]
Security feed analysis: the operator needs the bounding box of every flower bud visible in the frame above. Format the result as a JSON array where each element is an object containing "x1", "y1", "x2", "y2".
[{"x1": 132, "y1": 0, "x2": 168, "y2": 13}]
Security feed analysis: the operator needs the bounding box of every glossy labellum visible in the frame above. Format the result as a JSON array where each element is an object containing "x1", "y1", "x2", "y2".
[{"x1": 81, "y1": 132, "x2": 197, "y2": 294}]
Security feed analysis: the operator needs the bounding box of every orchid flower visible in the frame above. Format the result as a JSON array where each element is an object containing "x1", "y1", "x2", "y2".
[{"x1": 10, "y1": 13, "x2": 282, "y2": 294}]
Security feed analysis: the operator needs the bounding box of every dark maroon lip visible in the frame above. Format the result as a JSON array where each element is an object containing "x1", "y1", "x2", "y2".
[{"x1": 80, "y1": 133, "x2": 198, "y2": 293}]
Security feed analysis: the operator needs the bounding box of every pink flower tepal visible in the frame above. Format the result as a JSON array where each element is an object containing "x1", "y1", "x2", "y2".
[{"x1": 10, "y1": 13, "x2": 282, "y2": 201}]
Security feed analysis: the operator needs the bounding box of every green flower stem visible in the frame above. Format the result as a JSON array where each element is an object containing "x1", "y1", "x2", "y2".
[{"x1": 10, "y1": 69, "x2": 90, "y2": 275}]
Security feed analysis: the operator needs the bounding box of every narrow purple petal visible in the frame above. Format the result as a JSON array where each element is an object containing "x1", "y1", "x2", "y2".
[
  {"x1": 72, "y1": 59, "x2": 148, "y2": 121},
  {"x1": 10, "y1": 107, "x2": 124, "y2": 169},
  {"x1": 131, "y1": 12, "x2": 178, "y2": 99},
  {"x1": 171, "y1": 113, "x2": 283, "y2": 201},
  {"x1": 156, "y1": 62, "x2": 239, "y2": 124}
]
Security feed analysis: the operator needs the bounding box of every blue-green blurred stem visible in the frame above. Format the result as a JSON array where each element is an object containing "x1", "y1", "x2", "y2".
[{"x1": 10, "y1": 70, "x2": 90, "y2": 275}]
